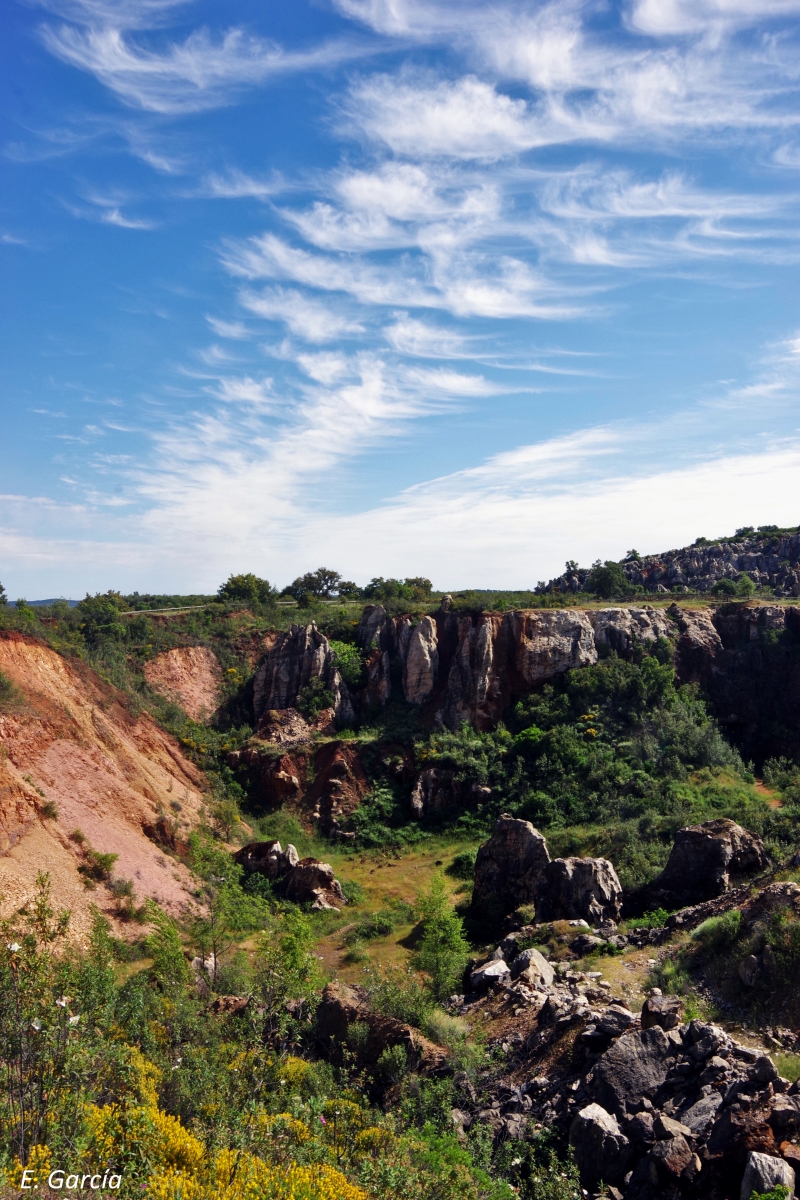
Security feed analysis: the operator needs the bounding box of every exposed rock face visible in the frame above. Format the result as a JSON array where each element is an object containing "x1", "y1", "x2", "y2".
[
  {"x1": 472, "y1": 815, "x2": 551, "y2": 912},
  {"x1": 305, "y1": 742, "x2": 369, "y2": 838},
  {"x1": 641, "y1": 994, "x2": 684, "y2": 1031},
  {"x1": 233, "y1": 839, "x2": 299, "y2": 879},
  {"x1": 316, "y1": 981, "x2": 445, "y2": 1072},
  {"x1": 403, "y1": 615, "x2": 439, "y2": 704},
  {"x1": 410, "y1": 768, "x2": 456, "y2": 818},
  {"x1": 142, "y1": 645, "x2": 221, "y2": 722},
  {"x1": 569, "y1": 1103, "x2": 632, "y2": 1188},
  {"x1": 355, "y1": 605, "x2": 676, "y2": 728},
  {"x1": 592, "y1": 1026, "x2": 672, "y2": 1118},
  {"x1": 0, "y1": 631, "x2": 205, "y2": 942},
  {"x1": 538, "y1": 856, "x2": 623, "y2": 924},
  {"x1": 646, "y1": 818, "x2": 768, "y2": 907},
  {"x1": 542, "y1": 530, "x2": 800, "y2": 596},
  {"x1": 472, "y1": 817, "x2": 621, "y2": 923},
  {"x1": 253, "y1": 624, "x2": 354, "y2": 725}
]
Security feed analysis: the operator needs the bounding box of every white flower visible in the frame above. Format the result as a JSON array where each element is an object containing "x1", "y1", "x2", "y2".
[
  {"x1": 68, "y1": 1015, "x2": 80, "y2": 1025},
  {"x1": 56, "y1": 997, "x2": 67, "y2": 1007},
  {"x1": 30, "y1": 1019, "x2": 42, "y2": 1032},
  {"x1": 7, "y1": 943, "x2": 20, "y2": 953}
]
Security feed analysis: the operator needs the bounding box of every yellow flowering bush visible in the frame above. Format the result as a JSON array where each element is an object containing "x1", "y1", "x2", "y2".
[
  {"x1": 85, "y1": 1104, "x2": 205, "y2": 1174},
  {"x1": 8, "y1": 1144, "x2": 52, "y2": 1189},
  {"x1": 149, "y1": 1150, "x2": 366, "y2": 1200}
]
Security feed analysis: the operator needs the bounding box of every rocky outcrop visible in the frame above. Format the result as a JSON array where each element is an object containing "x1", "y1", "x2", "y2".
[
  {"x1": 233, "y1": 839, "x2": 299, "y2": 879},
  {"x1": 306, "y1": 741, "x2": 369, "y2": 838},
  {"x1": 472, "y1": 816, "x2": 621, "y2": 924},
  {"x1": 644, "y1": 819, "x2": 768, "y2": 908},
  {"x1": 542, "y1": 529, "x2": 800, "y2": 596},
  {"x1": 253, "y1": 624, "x2": 354, "y2": 725},
  {"x1": 740, "y1": 1151, "x2": 795, "y2": 1200},
  {"x1": 354, "y1": 605, "x2": 676, "y2": 728},
  {"x1": 283, "y1": 857, "x2": 347, "y2": 909},
  {"x1": 403, "y1": 615, "x2": 439, "y2": 704},
  {"x1": 233, "y1": 840, "x2": 346, "y2": 908},
  {"x1": 538, "y1": 856, "x2": 623, "y2": 925},
  {"x1": 410, "y1": 768, "x2": 456, "y2": 818},
  {"x1": 472, "y1": 815, "x2": 551, "y2": 912},
  {"x1": 316, "y1": 981, "x2": 446, "y2": 1071}
]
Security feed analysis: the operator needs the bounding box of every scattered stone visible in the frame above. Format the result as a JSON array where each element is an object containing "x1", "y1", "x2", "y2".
[
  {"x1": 470, "y1": 959, "x2": 510, "y2": 991},
  {"x1": 509, "y1": 947, "x2": 554, "y2": 988}
]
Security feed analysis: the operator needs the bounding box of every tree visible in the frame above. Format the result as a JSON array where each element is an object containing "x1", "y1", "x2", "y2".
[
  {"x1": 412, "y1": 873, "x2": 471, "y2": 1001},
  {"x1": 76, "y1": 592, "x2": 127, "y2": 646},
  {"x1": 336, "y1": 580, "x2": 361, "y2": 600},
  {"x1": 711, "y1": 578, "x2": 737, "y2": 597},
  {"x1": 624, "y1": 549, "x2": 641, "y2": 562},
  {"x1": 565, "y1": 560, "x2": 579, "y2": 574},
  {"x1": 217, "y1": 573, "x2": 274, "y2": 605},
  {"x1": 0, "y1": 582, "x2": 6, "y2": 606},
  {"x1": 586, "y1": 560, "x2": 629, "y2": 599},
  {"x1": 253, "y1": 910, "x2": 322, "y2": 1040},
  {"x1": 283, "y1": 568, "x2": 342, "y2": 600},
  {"x1": 735, "y1": 574, "x2": 756, "y2": 597}
]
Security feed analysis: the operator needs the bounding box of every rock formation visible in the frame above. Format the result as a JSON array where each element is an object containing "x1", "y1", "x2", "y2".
[
  {"x1": 252, "y1": 624, "x2": 354, "y2": 725},
  {"x1": 472, "y1": 815, "x2": 622, "y2": 924},
  {"x1": 538, "y1": 856, "x2": 623, "y2": 925},
  {"x1": 542, "y1": 529, "x2": 800, "y2": 596},
  {"x1": 410, "y1": 768, "x2": 456, "y2": 818},
  {"x1": 472, "y1": 815, "x2": 551, "y2": 912},
  {"x1": 644, "y1": 818, "x2": 768, "y2": 908},
  {"x1": 234, "y1": 839, "x2": 347, "y2": 909}
]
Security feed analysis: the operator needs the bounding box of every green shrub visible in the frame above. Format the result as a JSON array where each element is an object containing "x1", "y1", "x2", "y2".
[
  {"x1": 363, "y1": 965, "x2": 434, "y2": 1027},
  {"x1": 296, "y1": 677, "x2": 335, "y2": 718},
  {"x1": 691, "y1": 909, "x2": 742, "y2": 952},
  {"x1": 413, "y1": 873, "x2": 471, "y2": 1001},
  {"x1": 631, "y1": 907, "x2": 671, "y2": 930},
  {"x1": 765, "y1": 912, "x2": 800, "y2": 990},
  {"x1": 445, "y1": 850, "x2": 477, "y2": 880},
  {"x1": 329, "y1": 640, "x2": 365, "y2": 690},
  {"x1": 376, "y1": 1043, "x2": 409, "y2": 1083},
  {"x1": 422, "y1": 1009, "x2": 470, "y2": 1047},
  {"x1": 0, "y1": 669, "x2": 21, "y2": 711}
]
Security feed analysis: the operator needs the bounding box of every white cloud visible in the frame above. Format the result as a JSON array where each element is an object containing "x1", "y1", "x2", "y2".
[
  {"x1": 41, "y1": 22, "x2": 362, "y2": 113},
  {"x1": 628, "y1": 0, "x2": 800, "y2": 36},
  {"x1": 383, "y1": 315, "x2": 471, "y2": 357},
  {"x1": 345, "y1": 74, "x2": 543, "y2": 160},
  {"x1": 202, "y1": 169, "x2": 280, "y2": 199},
  {"x1": 239, "y1": 286, "x2": 365, "y2": 343},
  {"x1": 206, "y1": 316, "x2": 250, "y2": 339}
]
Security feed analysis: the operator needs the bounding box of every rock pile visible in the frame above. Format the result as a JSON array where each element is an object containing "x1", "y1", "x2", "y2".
[
  {"x1": 448, "y1": 917, "x2": 800, "y2": 1200},
  {"x1": 472, "y1": 815, "x2": 622, "y2": 924},
  {"x1": 233, "y1": 840, "x2": 347, "y2": 909}
]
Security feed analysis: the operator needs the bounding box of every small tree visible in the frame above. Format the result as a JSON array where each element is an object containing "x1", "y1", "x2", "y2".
[
  {"x1": 586, "y1": 560, "x2": 629, "y2": 599},
  {"x1": 0, "y1": 581, "x2": 7, "y2": 605},
  {"x1": 283, "y1": 568, "x2": 342, "y2": 600},
  {"x1": 253, "y1": 910, "x2": 322, "y2": 1041},
  {"x1": 412, "y1": 873, "x2": 471, "y2": 1001}
]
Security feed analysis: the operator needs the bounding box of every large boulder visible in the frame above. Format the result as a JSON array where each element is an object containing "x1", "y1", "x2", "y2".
[
  {"x1": 472, "y1": 815, "x2": 551, "y2": 912},
  {"x1": 538, "y1": 856, "x2": 622, "y2": 924},
  {"x1": 253, "y1": 624, "x2": 354, "y2": 725},
  {"x1": 592, "y1": 1027, "x2": 671, "y2": 1117},
  {"x1": 569, "y1": 1103, "x2": 633, "y2": 1188},
  {"x1": 740, "y1": 1151, "x2": 795, "y2": 1200},
  {"x1": 509, "y1": 947, "x2": 554, "y2": 988},
  {"x1": 641, "y1": 994, "x2": 684, "y2": 1031},
  {"x1": 647, "y1": 818, "x2": 768, "y2": 907},
  {"x1": 283, "y1": 858, "x2": 347, "y2": 910}
]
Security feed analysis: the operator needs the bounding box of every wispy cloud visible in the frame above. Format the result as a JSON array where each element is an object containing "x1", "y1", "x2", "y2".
[{"x1": 239, "y1": 286, "x2": 366, "y2": 342}]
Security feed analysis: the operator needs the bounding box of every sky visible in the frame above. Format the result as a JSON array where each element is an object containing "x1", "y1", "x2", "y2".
[{"x1": 2, "y1": 0, "x2": 800, "y2": 598}]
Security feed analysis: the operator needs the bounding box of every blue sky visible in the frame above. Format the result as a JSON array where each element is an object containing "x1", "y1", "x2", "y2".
[{"x1": 3, "y1": 0, "x2": 800, "y2": 597}]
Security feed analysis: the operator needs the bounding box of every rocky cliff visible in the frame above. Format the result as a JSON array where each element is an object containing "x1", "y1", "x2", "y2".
[
  {"x1": 354, "y1": 604, "x2": 673, "y2": 728},
  {"x1": 0, "y1": 631, "x2": 206, "y2": 942},
  {"x1": 543, "y1": 529, "x2": 800, "y2": 596},
  {"x1": 253, "y1": 624, "x2": 354, "y2": 725}
]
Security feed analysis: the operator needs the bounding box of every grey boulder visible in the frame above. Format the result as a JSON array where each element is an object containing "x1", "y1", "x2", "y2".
[
  {"x1": 509, "y1": 947, "x2": 554, "y2": 987},
  {"x1": 739, "y1": 1151, "x2": 795, "y2": 1200},
  {"x1": 569, "y1": 1102, "x2": 633, "y2": 1188}
]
